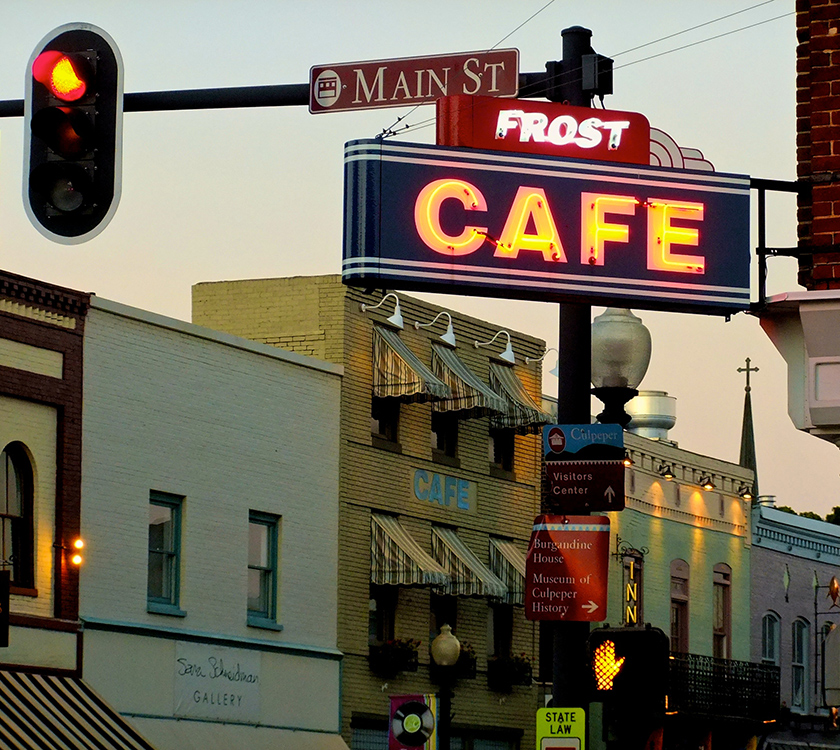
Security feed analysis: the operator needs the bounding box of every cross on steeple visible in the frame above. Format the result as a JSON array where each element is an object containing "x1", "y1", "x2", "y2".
[{"x1": 737, "y1": 357, "x2": 759, "y2": 392}]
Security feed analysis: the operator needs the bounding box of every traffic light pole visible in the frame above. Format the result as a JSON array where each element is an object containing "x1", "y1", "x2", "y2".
[{"x1": 549, "y1": 20, "x2": 593, "y2": 734}]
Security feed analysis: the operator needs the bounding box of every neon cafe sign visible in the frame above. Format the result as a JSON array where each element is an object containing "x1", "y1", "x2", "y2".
[{"x1": 342, "y1": 139, "x2": 750, "y2": 314}]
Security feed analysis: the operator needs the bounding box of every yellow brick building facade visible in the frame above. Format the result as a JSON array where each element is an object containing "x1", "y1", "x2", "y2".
[{"x1": 192, "y1": 275, "x2": 549, "y2": 749}]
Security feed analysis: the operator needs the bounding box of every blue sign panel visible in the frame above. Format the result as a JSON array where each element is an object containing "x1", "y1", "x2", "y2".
[{"x1": 343, "y1": 139, "x2": 750, "y2": 314}]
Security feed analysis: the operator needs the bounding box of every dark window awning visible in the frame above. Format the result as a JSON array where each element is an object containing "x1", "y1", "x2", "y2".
[
  {"x1": 431, "y1": 344, "x2": 508, "y2": 417},
  {"x1": 0, "y1": 671, "x2": 157, "y2": 749},
  {"x1": 489, "y1": 363, "x2": 554, "y2": 434},
  {"x1": 432, "y1": 527, "x2": 508, "y2": 599},
  {"x1": 373, "y1": 327, "x2": 450, "y2": 403},
  {"x1": 489, "y1": 538, "x2": 527, "y2": 606},
  {"x1": 371, "y1": 513, "x2": 450, "y2": 587}
]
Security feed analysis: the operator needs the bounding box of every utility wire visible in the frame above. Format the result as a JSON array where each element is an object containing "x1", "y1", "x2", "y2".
[
  {"x1": 386, "y1": 6, "x2": 792, "y2": 140},
  {"x1": 377, "y1": 0, "x2": 557, "y2": 138}
]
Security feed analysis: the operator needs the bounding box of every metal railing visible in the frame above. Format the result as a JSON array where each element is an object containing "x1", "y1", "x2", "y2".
[{"x1": 669, "y1": 653, "x2": 780, "y2": 721}]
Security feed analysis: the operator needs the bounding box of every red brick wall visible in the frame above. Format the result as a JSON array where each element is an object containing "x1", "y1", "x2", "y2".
[{"x1": 797, "y1": 0, "x2": 840, "y2": 288}]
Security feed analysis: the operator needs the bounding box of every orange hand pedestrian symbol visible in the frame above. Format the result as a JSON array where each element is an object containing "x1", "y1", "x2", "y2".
[{"x1": 593, "y1": 639, "x2": 625, "y2": 690}]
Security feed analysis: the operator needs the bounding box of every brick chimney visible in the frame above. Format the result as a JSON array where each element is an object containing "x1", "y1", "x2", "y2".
[{"x1": 796, "y1": 0, "x2": 840, "y2": 288}]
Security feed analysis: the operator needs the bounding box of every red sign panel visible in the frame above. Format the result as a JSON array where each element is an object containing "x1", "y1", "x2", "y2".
[
  {"x1": 525, "y1": 515, "x2": 610, "y2": 622},
  {"x1": 437, "y1": 95, "x2": 650, "y2": 164},
  {"x1": 310, "y1": 50, "x2": 519, "y2": 113}
]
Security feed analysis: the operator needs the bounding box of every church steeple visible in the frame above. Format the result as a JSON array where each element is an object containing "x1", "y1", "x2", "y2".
[{"x1": 737, "y1": 358, "x2": 759, "y2": 496}]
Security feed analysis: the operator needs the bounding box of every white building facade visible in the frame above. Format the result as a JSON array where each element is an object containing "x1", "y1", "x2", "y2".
[{"x1": 79, "y1": 297, "x2": 347, "y2": 750}]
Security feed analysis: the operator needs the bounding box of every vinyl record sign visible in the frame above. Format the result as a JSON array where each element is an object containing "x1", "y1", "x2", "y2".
[{"x1": 390, "y1": 694, "x2": 438, "y2": 750}]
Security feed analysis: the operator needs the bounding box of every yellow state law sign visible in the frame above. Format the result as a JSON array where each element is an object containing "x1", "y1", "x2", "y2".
[{"x1": 536, "y1": 707, "x2": 585, "y2": 750}]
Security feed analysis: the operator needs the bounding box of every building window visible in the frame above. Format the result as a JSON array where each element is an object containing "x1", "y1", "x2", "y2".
[
  {"x1": 792, "y1": 618, "x2": 810, "y2": 713},
  {"x1": 430, "y1": 592, "x2": 457, "y2": 648},
  {"x1": 431, "y1": 411, "x2": 459, "y2": 466},
  {"x1": 487, "y1": 603, "x2": 513, "y2": 658},
  {"x1": 248, "y1": 511, "x2": 280, "y2": 628},
  {"x1": 148, "y1": 492, "x2": 184, "y2": 615},
  {"x1": 489, "y1": 428, "x2": 515, "y2": 477},
  {"x1": 371, "y1": 397, "x2": 400, "y2": 446},
  {"x1": 368, "y1": 584, "x2": 397, "y2": 645},
  {"x1": 0, "y1": 443, "x2": 34, "y2": 589},
  {"x1": 762, "y1": 611, "x2": 781, "y2": 665},
  {"x1": 713, "y1": 563, "x2": 732, "y2": 659},
  {"x1": 670, "y1": 559, "x2": 689, "y2": 653},
  {"x1": 623, "y1": 552, "x2": 644, "y2": 626}
]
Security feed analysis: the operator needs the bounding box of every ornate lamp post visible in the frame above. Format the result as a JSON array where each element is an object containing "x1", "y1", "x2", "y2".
[
  {"x1": 430, "y1": 624, "x2": 461, "y2": 750},
  {"x1": 591, "y1": 308, "x2": 652, "y2": 426}
]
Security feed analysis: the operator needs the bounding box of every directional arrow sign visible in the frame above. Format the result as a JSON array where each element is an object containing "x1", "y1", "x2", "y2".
[
  {"x1": 543, "y1": 424, "x2": 625, "y2": 513},
  {"x1": 525, "y1": 514, "x2": 610, "y2": 622}
]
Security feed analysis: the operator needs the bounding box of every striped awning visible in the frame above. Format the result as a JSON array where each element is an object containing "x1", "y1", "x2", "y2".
[
  {"x1": 489, "y1": 363, "x2": 553, "y2": 434},
  {"x1": 371, "y1": 513, "x2": 451, "y2": 587},
  {"x1": 373, "y1": 327, "x2": 450, "y2": 403},
  {"x1": 431, "y1": 527, "x2": 508, "y2": 599},
  {"x1": 431, "y1": 344, "x2": 508, "y2": 417},
  {"x1": 489, "y1": 538, "x2": 527, "y2": 606},
  {"x1": 0, "y1": 670, "x2": 157, "y2": 750}
]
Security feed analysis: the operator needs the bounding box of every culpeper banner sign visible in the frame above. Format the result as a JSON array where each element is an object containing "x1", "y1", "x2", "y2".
[{"x1": 342, "y1": 139, "x2": 750, "y2": 314}]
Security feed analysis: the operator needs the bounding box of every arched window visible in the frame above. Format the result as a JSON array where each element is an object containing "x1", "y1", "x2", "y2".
[
  {"x1": 0, "y1": 443, "x2": 35, "y2": 589},
  {"x1": 762, "y1": 611, "x2": 781, "y2": 666},
  {"x1": 713, "y1": 563, "x2": 732, "y2": 659},
  {"x1": 670, "y1": 559, "x2": 689, "y2": 653},
  {"x1": 792, "y1": 618, "x2": 810, "y2": 713}
]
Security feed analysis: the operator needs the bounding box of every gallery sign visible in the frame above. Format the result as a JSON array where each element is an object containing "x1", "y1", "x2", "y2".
[
  {"x1": 437, "y1": 95, "x2": 650, "y2": 165},
  {"x1": 310, "y1": 49, "x2": 518, "y2": 113},
  {"x1": 525, "y1": 514, "x2": 610, "y2": 622},
  {"x1": 342, "y1": 139, "x2": 750, "y2": 314},
  {"x1": 174, "y1": 642, "x2": 260, "y2": 722}
]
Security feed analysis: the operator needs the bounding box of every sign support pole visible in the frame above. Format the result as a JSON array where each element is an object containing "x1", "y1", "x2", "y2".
[{"x1": 551, "y1": 23, "x2": 594, "y2": 725}]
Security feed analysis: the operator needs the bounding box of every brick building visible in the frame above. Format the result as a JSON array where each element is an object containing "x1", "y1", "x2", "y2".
[{"x1": 192, "y1": 275, "x2": 551, "y2": 750}]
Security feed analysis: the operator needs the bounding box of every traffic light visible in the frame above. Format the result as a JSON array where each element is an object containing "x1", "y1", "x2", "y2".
[
  {"x1": 24, "y1": 23, "x2": 123, "y2": 244},
  {"x1": 588, "y1": 625, "x2": 670, "y2": 712}
]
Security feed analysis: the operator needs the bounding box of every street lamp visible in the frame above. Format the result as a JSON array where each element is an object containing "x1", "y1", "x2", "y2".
[
  {"x1": 430, "y1": 624, "x2": 461, "y2": 750},
  {"x1": 591, "y1": 308, "x2": 652, "y2": 426}
]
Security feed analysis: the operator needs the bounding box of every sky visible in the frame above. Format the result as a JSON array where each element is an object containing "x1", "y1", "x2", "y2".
[{"x1": 2, "y1": 0, "x2": 836, "y2": 515}]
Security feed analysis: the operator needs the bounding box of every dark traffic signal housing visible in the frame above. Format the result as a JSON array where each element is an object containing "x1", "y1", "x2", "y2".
[
  {"x1": 24, "y1": 23, "x2": 123, "y2": 244},
  {"x1": 588, "y1": 625, "x2": 670, "y2": 713}
]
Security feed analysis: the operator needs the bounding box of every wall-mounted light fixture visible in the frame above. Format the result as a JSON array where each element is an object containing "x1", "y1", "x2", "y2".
[
  {"x1": 698, "y1": 475, "x2": 715, "y2": 491},
  {"x1": 475, "y1": 330, "x2": 515, "y2": 364},
  {"x1": 525, "y1": 347, "x2": 560, "y2": 377},
  {"x1": 360, "y1": 292, "x2": 403, "y2": 329},
  {"x1": 415, "y1": 311, "x2": 456, "y2": 347},
  {"x1": 623, "y1": 452, "x2": 634, "y2": 467},
  {"x1": 738, "y1": 484, "x2": 754, "y2": 501},
  {"x1": 658, "y1": 464, "x2": 675, "y2": 481},
  {"x1": 55, "y1": 537, "x2": 85, "y2": 566}
]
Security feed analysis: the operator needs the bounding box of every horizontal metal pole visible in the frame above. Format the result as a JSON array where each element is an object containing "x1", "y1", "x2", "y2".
[{"x1": 750, "y1": 177, "x2": 801, "y2": 193}]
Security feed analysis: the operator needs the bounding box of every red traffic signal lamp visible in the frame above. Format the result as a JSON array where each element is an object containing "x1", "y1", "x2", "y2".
[
  {"x1": 588, "y1": 625, "x2": 670, "y2": 712},
  {"x1": 24, "y1": 24, "x2": 123, "y2": 244}
]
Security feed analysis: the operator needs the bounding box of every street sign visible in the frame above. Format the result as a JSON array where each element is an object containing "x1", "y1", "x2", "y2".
[
  {"x1": 536, "y1": 707, "x2": 586, "y2": 750},
  {"x1": 438, "y1": 95, "x2": 650, "y2": 165},
  {"x1": 309, "y1": 49, "x2": 518, "y2": 113},
  {"x1": 525, "y1": 515, "x2": 610, "y2": 622},
  {"x1": 342, "y1": 139, "x2": 751, "y2": 315},
  {"x1": 543, "y1": 424, "x2": 624, "y2": 513}
]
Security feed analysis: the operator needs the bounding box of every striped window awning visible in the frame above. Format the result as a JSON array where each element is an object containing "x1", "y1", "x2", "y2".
[
  {"x1": 431, "y1": 344, "x2": 508, "y2": 417},
  {"x1": 371, "y1": 513, "x2": 451, "y2": 587},
  {"x1": 0, "y1": 670, "x2": 157, "y2": 750},
  {"x1": 489, "y1": 363, "x2": 554, "y2": 434},
  {"x1": 489, "y1": 538, "x2": 527, "y2": 606},
  {"x1": 432, "y1": 527, "x2": 508, "y2": 599},
  {"x1": 373, "y1": 327, "x2": 451, "y2": 403}
]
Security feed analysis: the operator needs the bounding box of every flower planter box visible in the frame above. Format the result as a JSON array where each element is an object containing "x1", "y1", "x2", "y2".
[
  {"x1": 487, "y1": 656, "x2": 532, "y2": 693},
  {"x1": 369, "y1": 643, "x2": 419, "y2": 678}
]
